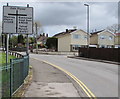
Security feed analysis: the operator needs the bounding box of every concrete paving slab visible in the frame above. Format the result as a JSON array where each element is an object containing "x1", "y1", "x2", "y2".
[{"x1": 25, "y1": 82, "x2": 79, "y2": 97}]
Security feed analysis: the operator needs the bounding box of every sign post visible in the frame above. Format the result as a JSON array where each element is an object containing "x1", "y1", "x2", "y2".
[
  {"x1": 2, "y1": 4, "x2": 33, "y2": 56},
  {"x1": 6, "y1": 34, "x2": 9, "y2": 71},
  {"x1": 26, "y1": 34, "x2": 29, "y2": 55}
]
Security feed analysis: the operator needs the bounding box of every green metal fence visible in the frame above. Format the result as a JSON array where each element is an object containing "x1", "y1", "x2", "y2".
[{"x1": 1, "y1": 55, "x2": 29, "y2": 97}]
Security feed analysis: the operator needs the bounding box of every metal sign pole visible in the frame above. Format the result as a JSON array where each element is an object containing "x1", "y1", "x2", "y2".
[
  {"x1": 6, "y1": 34, "x2": 9, "y2": 71},
  {"x1": 26, "y1": 4, "x2": 29, "y2": 55},
  {"x1": 26, "y1": 34, "x2": 29, "y2": 55}
]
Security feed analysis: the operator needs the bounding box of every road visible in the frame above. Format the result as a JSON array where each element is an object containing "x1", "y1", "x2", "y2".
[{"x1": 30, "y1": 54, "x2": 118, "y2": 97}]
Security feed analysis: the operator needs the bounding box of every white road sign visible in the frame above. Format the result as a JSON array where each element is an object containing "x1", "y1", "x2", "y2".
[{"x1": 2, "y1": 6, "x2": 33, "y2": 34}]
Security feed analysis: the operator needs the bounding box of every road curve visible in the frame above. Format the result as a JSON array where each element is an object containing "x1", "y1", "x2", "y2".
[{"x1": 30, "y1": 54, "x2": 118, "y2": 97}]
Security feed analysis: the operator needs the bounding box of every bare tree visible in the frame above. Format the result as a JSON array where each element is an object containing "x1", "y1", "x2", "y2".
[
  {"x1": 107, "y1": 24, "x2": 120, "y2": 33},
  {"x1": 33, "y1": 21, "x2": 44, "y2": 53},
  {"x1": 33, "y1": 21, "x2": 44, "y2": 35}
]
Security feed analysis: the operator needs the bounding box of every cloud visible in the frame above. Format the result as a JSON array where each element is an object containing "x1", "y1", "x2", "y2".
[
  {"x1": 34, "y1": 2, "x2": 85, "y2": 26},
  {"x1": 34, "y1": 2, "x2": 118, "y2": 36},
  {"x1": 0, "y1": 2, "x2": 118, "y2": 36}
]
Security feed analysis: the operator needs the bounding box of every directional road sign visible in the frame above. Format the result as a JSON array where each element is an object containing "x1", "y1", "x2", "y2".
[{"x1": 2, "y1": 6, "x2": 33, "y2": 34}]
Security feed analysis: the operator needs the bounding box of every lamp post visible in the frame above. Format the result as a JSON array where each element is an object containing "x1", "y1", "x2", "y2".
[{"x1": 84, "y1": 4, "x2": 90, "y2": 48}]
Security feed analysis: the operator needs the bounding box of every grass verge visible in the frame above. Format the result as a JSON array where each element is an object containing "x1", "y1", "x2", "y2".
[{"x1": 0, "y1": 52, "x2": 16, "y2": 66}]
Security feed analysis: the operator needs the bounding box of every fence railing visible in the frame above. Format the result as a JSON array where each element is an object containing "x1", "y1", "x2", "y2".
[
  {"x1": 9, "y1": 51, "x2": 23, "y2": 58},
  {"x1": 1, "y1": 55, "x2": 29, "y2": 97},
  {"x1": 78, "y1": 48, "x2": 120, "y2": 62},
  {"x1": 4, "y1": 51, "x2": 24, "y2": 58}
]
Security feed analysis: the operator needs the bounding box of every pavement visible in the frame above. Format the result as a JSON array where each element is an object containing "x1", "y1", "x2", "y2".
[
  {"x1": 33, "y1": 50, "x2": 78, "y2": 56},
  {"x1": 24, "y1": 58, "x2": 80, "y2": 97},
  {"x1": 67, "y1": 56, "x2": 120, "y2": 65}
]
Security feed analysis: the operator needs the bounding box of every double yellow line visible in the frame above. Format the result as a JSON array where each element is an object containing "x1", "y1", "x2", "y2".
[{"x1": 33, "y1": 58, "x2": 97, "y2": 99}]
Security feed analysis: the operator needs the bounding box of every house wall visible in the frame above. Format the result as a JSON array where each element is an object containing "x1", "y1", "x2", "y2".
[
  {"x1": 90, "y1": 34, "x2": 98, "y2": 45},
  {"x1": 58, "y1": 35, "x2": 71, "y2": 51},
  {"x1": 115, "y1": 36, "x2": 120, "y2": 45},
  {"x1": 98, "y1": 31, "x2": 114, "y2": 46},
  {"x1": 71, "y1": 30, "x2": 88, "y2": 45}
]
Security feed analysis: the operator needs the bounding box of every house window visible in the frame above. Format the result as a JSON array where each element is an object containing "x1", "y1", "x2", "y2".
[
  {"x1": 109, "y1": 36, "x2": 113, "y2": 40},
  {"x1": 84, "y1": 36, "x2": 87, "y2": 39},
  {"x1": 100, "y1": 36, "x2": 106, "y2": 39},
  {"x1": 100, "y1": 45, "x2": 105, "y2": 48},
  {"x1": 73, "y1": 34, "x2": 80, "y2": 39},
  {"x1": 72, "y1": 45, "x2": 81, "y2": 51},
  {"x1": 73, "y1": 47, "x2": 75, "y2": 50}
]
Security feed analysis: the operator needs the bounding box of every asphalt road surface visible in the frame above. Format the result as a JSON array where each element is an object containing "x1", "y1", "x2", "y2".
[{"x1": 30, "y1": 54, "x2": 118, "y2": 97}]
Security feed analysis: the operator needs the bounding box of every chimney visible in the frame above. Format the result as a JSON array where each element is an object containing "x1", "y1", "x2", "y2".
[
  {"x1": 46, "y1": 34, "x2": 48, "y2": 37},
  {"x1": 43, "y1": 33, "x2": 45, "y2": 36},
  {"x1": 40, "y1": 34, "x2": 42, "y2": 36},
  {"x1": 66, "y1": 29, "x2": 68, "y2": 33}
]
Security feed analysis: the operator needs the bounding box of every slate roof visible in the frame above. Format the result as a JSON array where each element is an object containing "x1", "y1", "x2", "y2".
[
  {"x1": 37, "y1": 34, "x2": 48, "y2": 42},
  {"x1": 90, "y1": 30, "x2": 104, "y2": 35},
  {"x1": 53, "y1": 29, "x2": 77, "y2": 37}
]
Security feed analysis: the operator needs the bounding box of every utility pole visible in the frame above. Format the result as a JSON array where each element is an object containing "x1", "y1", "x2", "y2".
[
  {"x1": 35, "y1": 22, "x2": 38, "y2": 54},
  {"x1": 84, "y1": 4, "x2": 90, "y2": 48}
]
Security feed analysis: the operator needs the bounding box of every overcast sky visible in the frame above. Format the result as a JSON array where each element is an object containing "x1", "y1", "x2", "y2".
[{"x1": 0, "y1": 1, "x2": 118, "y2": 36}]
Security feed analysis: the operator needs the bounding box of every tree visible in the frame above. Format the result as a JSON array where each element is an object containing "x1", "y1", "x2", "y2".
[
  {"x1": 46, "y1": 37, "x2": 58, "y2": 51},
  {"x1": 34, "y1": 21, "x2": 43, "y2": 35},
  {"x1": 18, "y1": 34, "x2": 24, "y2": 44},
  {"x1": 9, "y1": 35, "x2": 18, "y2": 47},
  {"x1": 33, "y1": 21, "x2": 43, "y2": 52},
  {"x1": 0, "y1": 34, "x2": 2, "y2": 47},
  {"x1": 29, "y1": 37, "x2": 35, "y2": 44},
  {"x1": 107, "y1": 24, "x2": 120, "y2": 33}
]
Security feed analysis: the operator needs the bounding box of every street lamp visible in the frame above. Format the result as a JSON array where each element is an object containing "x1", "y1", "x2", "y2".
[{"x1": 84, "y1": 4, "x2": 90, "y2": 48}]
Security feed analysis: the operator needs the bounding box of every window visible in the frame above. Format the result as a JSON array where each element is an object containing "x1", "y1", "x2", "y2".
[
  {"x1": 100, "y1": 36, "x2": 106, "y2": 39},
  {"x1": 75, "y1": 45, "x2": 80, "y2": 48},
  {"x1": 72, "y1": 47, "x2": 75, "y2": 50},
  {"x1": 72, "y1": 45, "x2": 81, "y2": 50},
  {"x1": 100, "y1": 45, "x2": 105, "y2": 48},
  {"x1": 84, "y1": 36, "x2": 87, "y2": 39},
  {"x1": 73, "y1": 34, "x2": 80, "y2": 39},
  {"x1": 109, "y1": 36, "x2": 113, "y2": 40}
]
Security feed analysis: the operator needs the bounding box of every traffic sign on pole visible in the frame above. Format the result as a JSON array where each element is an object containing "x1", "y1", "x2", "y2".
[
  {"x1": 2, "y1": 4, "x2": 33, "y2": 68},
  {"x1": 2, "y1": 6, "x2": 33, "y2": 34}
]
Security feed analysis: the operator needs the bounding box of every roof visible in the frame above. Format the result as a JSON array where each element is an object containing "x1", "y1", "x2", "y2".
[
  {"x1": 37, "y1": 35, "x2": 48, "y2": 42},
  {"x1": 90, "y1": 30, "x2": 104, "y2": 35},
  {"x1": 90, "y1": 29, "x2": 115, "y2": 36},
  {"x1": 53, "y1": 29, "x2": 77, "y2": 37},
  {"x1": 115, "y1": 33, "x2": 120, "y2": 36}
]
